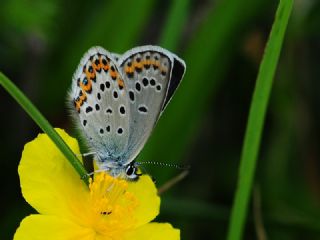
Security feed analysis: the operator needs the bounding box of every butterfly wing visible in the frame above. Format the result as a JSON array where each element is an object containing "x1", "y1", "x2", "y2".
[
  {"x1": 117, "y1": 46, "x2": 186, "y2": 164},
  {"x1": 69, "y1": 46, "x2": 130, "y2": 163}
]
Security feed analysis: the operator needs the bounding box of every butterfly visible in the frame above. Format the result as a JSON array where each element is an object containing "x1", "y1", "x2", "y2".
[{"x1": 69, "y1": 46, "x2": 186, "y2": 180}]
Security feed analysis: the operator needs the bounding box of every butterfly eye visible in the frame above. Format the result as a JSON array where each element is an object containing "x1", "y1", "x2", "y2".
[
  {"x1": 125, "y1": 165, "x2": 134, "y2": 176},
  {"x1": 124, "y1": 163, "x2": 140, "y2": 181}
]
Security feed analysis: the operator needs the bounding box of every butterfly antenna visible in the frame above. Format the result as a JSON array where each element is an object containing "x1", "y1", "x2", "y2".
[{"x1": 137, "y1": 161, "x2": 190, "y2": 170}]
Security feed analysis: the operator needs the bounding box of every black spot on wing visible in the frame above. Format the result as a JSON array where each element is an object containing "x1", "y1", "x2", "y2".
[
  {"x1": 138, "y1": 105, "x2": 148, "y2": 113},
  {"x1": 119, "y1": 106, "x2": 126, "y2": 115},
  {"x1": 142, "y1": 77, "x2": 149, "y2": 87},
  {"x1": 150, "y1": 78, "x2": 156, "y2": 86},
  {"x1": 86, "y1": 106, "x2": 93, "y2": 113},
  {"x1": 135, "y1": 82, "x2": 141, "y2": 92},
  {"x1": 106, "y1": 108, "x2": 113, "y2": 114},
  {"x1": 117, "y1": 127, "x2": 123, "y2": 134},
  {"x1": 129, "y1": 91, "x2": 135, "y2": 101},
  {"x1": 113, "y1": 91, "x2": 118, "y2": 99}
]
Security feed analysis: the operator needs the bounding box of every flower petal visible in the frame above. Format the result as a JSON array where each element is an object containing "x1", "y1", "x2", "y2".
[
  {"x1": 127, "y1": 175, "x2": 160, "y2": 227},
  {"x1": 14, "y1": 214, "x2": 95, "y2": 240},
  {"x1": 18, "y1": 129, "x2": 89, "y2": 222},
  {"x1": 124, "y1": 223, "x2": 180, "y2": 240}
]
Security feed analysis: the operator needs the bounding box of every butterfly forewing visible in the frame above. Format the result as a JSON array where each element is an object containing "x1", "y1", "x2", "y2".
[{"x1": 69, "y1": 47, "x2": 130, "y2": 160}]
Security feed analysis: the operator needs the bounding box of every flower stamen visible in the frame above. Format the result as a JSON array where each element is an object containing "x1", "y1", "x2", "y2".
[{"x1": 88, "y1": 173, "x2": 138, "y2": 237}]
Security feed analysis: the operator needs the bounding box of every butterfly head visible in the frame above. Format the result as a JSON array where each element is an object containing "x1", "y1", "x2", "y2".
[
  {"x1": 123, "y1": 161, "x2": 141, "y2": 181},
  {"x1": 99, "y1": 160, "x2": 141, "y2": 181}
]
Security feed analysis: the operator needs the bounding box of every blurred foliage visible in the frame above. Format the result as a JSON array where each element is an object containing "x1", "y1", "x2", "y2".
[{"x1": 1, "y1": 0, "x2": 320, "y2": 239}]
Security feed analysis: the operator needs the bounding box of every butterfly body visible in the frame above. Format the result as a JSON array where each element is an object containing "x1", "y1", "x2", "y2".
[{"x1": 69, "y1": 46, "x2": 185, "y2": 180}]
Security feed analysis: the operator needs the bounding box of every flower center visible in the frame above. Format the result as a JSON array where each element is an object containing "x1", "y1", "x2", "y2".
[{"x1": 88, "y1": 173, "x2": 138, "y2": 238}]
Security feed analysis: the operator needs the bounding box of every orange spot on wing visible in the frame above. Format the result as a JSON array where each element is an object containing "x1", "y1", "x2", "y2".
[
  {"x1": 133, "y1": 61, "x2": 143, "y2": 69},
  {"x1": 80, "y1": 79, "x2": 92, "y2": 93},
  {"x1": 85, "y1": 69, "x2": 96, "y2": 80},
  {"x1": 141, "y1": 59, "x2": 151, "y2": 69},
  {"x1": 74, "y1": 99, "x2": 81, "y2": 113},
  {"x1": 125, "y1": 66, "x2": 134, "y2": 73},
  {"x1": 79, "y1": 91, "x2": 87, "y2": 102},
  {"x1": 160, "y1": 66, "x2": 168, "y2": 75},
  {"x1": 92, "y1": 61, "x2": 101, "y2": 72},
  {"x1": 117, "y1": 79, "x2": 124, "y2": 88},
  {"x1": 142, "y1": 59, "x2": 151, "y2": 66},
  {"x1": 152, "y1": 60, "x2": 160, "y2": 67},
  {"x1": 101, "y1": 58, "x2": 110, "y2": 71},
  {"x1": 110, "y1": 70, "x2": 118, "y2": 79},
  {"x1": 103, "y1": 64, "x2": 109, "y2": 71}
]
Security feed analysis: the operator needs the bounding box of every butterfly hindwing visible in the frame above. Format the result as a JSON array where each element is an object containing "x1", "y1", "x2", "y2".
[{"x1": 117, "y1": 46, "x2": 186, "y2": 164}]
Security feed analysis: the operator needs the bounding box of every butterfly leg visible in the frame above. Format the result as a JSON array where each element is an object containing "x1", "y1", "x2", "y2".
[
  {"x1": 83, "y1": 168, "x2": 109, "y2": 179},
  {"x1": 76, "y1": 152, "x2": 96, "y2": 158}
]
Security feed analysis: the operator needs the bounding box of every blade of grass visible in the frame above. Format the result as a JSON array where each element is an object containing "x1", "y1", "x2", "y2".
[
  {"x1": 0, "y1": 73, "x2": 89, "y2": 185},
  {"x1": 227, "y1": 0, "x2": 293, "y2": 239},
  {"x1": 159, "y1": 0, "x2": 190, "y2": 50}
]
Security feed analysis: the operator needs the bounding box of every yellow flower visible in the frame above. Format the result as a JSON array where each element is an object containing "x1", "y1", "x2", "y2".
[{"x1": 14, "y1": 128, "x2": 179, "y2": 240}]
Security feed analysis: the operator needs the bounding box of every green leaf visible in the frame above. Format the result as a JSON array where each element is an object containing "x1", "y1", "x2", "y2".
[{"x1": 227, "y1": 0, "x2": 294, "y2": 239}]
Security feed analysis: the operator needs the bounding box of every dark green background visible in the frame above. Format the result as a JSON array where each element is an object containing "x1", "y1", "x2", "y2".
[{"x1": 1, "y1": 0, "x2": 320, "y2": 239}]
